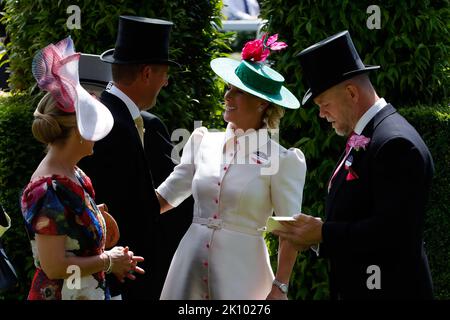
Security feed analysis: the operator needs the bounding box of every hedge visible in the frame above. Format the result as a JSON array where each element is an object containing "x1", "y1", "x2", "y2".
[
  {"x1": 1, "y1": 0, "x2": 232, "y2": 131},
  {"x1": 0, "y1": 93, "x2": 43, "y2": 300},
  {"x1": 260, "y1": 0, "x2": 449, "y2": 106},
  {"x1": 398, "y1": 105, "x2": 450, "y2": 300}
]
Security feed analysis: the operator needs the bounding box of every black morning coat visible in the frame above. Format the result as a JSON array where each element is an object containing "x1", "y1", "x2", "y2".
[
  {"x1": 79, "y1": 91, "x2": 193, "y2": 300},
  {"x1": 321, "y1": 104, "x2": 434, "y2": 300}
]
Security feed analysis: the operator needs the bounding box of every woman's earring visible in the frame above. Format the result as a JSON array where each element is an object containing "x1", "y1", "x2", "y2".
[
  {"x1": 258, "y1": 106, "x2": 264, "y2": 112},
  {"x1": 80, "y1": 138, "x2": 83, "y2": 144}
]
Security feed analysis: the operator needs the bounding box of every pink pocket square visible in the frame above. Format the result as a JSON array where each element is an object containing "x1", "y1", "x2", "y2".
[{"x1": 346, "y1": 168, "x2": 359, "y2": 181}]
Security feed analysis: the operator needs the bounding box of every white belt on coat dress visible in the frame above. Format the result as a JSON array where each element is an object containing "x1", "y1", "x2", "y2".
[{"x1": 192, "y1": 217, "x2": 263, "y2": 237}]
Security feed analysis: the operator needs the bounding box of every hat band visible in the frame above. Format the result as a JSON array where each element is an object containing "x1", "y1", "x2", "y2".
[
  {"x1": 235, "y1": 62, "x2": 282, "y2": 95},
  {"x1": 114, "y1": 45, "x2": 169, "y2": 62}
]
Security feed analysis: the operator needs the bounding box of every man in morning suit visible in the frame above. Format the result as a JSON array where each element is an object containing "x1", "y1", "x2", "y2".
[
  {"x1": 274, "y1": 31, "x2": 434, "y2": 299},
  {"x1": 78, "y1": 15, "x2": 192, "y2": 300}
]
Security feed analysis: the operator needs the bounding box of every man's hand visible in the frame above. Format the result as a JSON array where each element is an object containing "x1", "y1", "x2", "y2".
[{"x1": 273, "y1": 214, "x2": 323, "y2": 251}]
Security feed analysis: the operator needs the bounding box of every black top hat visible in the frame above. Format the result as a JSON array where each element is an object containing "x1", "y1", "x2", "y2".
[
  {"x1": 79, "y1": 53, "x2": 112, "y2": 85},
  {"x1": 297, "y1": 30, "x2": 379, "y2": 106},
  {"x1": 79, "y1": 53, "x2": 112, "y2": 96},
  {"x1": 100, "y1": 16, "x2": 180, "y2": 66}
]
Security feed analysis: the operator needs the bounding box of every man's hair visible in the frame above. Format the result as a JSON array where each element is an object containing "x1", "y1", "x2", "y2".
[
  {"x1": 111, "y1": 63, "x2": 147, "y2": 85},
  {"x1": 347, "y1": 74, "x2": 373, "y2": 90},
  {"x1": 111, "y1": 64, "x2": 169, "y2": 85}
]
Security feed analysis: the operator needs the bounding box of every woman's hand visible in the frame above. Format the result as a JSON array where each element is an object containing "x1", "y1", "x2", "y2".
[
  {"x1": 122, "y1": 247, "x2": 145, "y2": 281},
  {"x1": 105, "y1": 246, "x2": 144, "y2": 282},
  {"x1": 266, "y1": 286, "x2": 288, "y2": 300}
]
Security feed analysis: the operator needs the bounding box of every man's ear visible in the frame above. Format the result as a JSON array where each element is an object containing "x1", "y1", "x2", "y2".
[
  {"x1": 141, "y1": 65, "x2": 152, "y2": 84},
  {"x1": 345, "y1": 83, "x2": 359, "y2": 103}
]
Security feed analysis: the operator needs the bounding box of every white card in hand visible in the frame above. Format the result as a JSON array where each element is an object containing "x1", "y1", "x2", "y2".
[{"x1": 264, "y1": 216, "x2": 296, "y2": 233}]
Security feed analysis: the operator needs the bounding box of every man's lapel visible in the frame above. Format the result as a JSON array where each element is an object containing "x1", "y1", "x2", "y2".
[
  {"x1": 100, "y1": 91, "x2": 153, "y2": 183},
  {"x1": 101, "y1": 91, "x2": 144, "y2": 151},
  {"x1": 326, "y1": 104, "x2": 397, "y2": 218}
]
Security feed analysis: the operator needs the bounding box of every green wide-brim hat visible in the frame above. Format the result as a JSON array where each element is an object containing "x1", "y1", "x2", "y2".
[{"x1": 210, "y1": 58, "x2": 300, "y2": 109}]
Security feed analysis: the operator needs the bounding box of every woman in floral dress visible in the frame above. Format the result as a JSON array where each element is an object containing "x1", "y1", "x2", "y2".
[{"x1": 20, "y1": 37, "x2": 144, "y2": 300}]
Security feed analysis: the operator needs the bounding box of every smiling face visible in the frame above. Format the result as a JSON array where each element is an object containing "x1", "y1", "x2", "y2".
[
  {"x1": 313, "y1": 83, "x2": 357, "y2": 136},
  {"x1": 223, "y1": 84, "x2": 268, "y2": 131}
]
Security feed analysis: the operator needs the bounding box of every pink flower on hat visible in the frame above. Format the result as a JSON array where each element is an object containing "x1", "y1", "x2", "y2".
[
  {"x1": 347, "y1": 134, "x2": 371, "y2": 151},
  {"x1": 241, "y1": 33, "x2": 288, "y2": 62}
]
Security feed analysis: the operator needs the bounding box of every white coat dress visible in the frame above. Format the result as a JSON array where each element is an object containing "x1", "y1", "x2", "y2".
[{"x1": 157, "y1": 124, "x2": 306, "y2": 300}]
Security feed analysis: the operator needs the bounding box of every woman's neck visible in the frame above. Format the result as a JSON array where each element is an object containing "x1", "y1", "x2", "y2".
[{"x1": 38, "y1": 145, "x2": 80, "y2": 180}]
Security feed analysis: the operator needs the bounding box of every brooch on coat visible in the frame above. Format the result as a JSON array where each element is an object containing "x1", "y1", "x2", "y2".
[
  {"x1": 251, "y1": 151, "x2": 269, "y2": 164},
  {"x1": 344, "y1": 134, "x2": 371, "y2": 181}
]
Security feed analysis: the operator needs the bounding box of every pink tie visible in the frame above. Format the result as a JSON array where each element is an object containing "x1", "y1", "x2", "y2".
[{"x1": 328, "y1": 132, "x2": 356, "y2": 192}]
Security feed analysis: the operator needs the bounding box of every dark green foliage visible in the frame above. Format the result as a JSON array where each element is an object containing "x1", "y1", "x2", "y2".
[
  {"x1": 398, "y1": 104, "x2": 450, "y2": 300},
  {"x1": 260, "y1": 0, "x2": 449, "y2": 106},
  {"x1": 0, "y1": 93, "x2": 45, "y2": 300},
  {"x1": 1, "y1": 0, "x2": 232, "y2": 131},
  {"x1": 259, "y1": 0, "x2": 449, "y2": 299}
]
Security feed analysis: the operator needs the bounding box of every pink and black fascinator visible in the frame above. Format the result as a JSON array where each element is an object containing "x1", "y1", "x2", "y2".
[{"x1": 32, "y1": 37, "x2": 113, "y2": 141}]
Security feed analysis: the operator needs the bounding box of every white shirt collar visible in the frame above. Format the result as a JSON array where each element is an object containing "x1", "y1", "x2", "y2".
[
  {"x1": 106, "y1": 82, "x2": 141, "y2": 120},
  {"x1": 354, "y1": 98, "x2": 387, "y2": 134}
]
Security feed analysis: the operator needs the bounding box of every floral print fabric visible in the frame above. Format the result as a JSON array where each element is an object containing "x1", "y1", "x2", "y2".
[{"x1": 21, "y1": 167, "x2": 108, "y2": 300}]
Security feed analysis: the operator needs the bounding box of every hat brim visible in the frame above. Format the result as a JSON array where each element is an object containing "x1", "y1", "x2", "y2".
[
  {"x1": 100, "y1": 48, "x2": 181, "y2": 67},
  {"x1": 75, "y1": 83, "x2": 114, "y2": 141},
  {"x1": 211, "y1": 58, "x2": 300, "y2": 109},
  {"x1": 302, "y1": 65, "x2": 380, "y2": 106},
  {"x1": 79, "y1": 53, "x2": 112, "y2": 85}
]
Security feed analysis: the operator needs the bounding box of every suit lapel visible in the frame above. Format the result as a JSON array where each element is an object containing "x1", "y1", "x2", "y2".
[
  {"x1": 101, "y1": 91, "x2": 145, "y2": 151},
  {"x1": 364, "y1": 104, "x2": 397, "y2": 136},
  {"x1": 326, "y1": 104, "x2": 397, "y2": 218},
  {"x1": 100, "y1": 91, "x2": 154, "y2": 185}
]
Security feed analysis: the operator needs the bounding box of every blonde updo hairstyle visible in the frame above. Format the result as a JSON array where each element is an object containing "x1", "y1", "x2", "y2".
[
  {"x1": 32, "y1": 92, "x2": 77, "y2": 145},
  {"x1": 262, "y1": 103, "x2": 285, "y2": 129}
]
